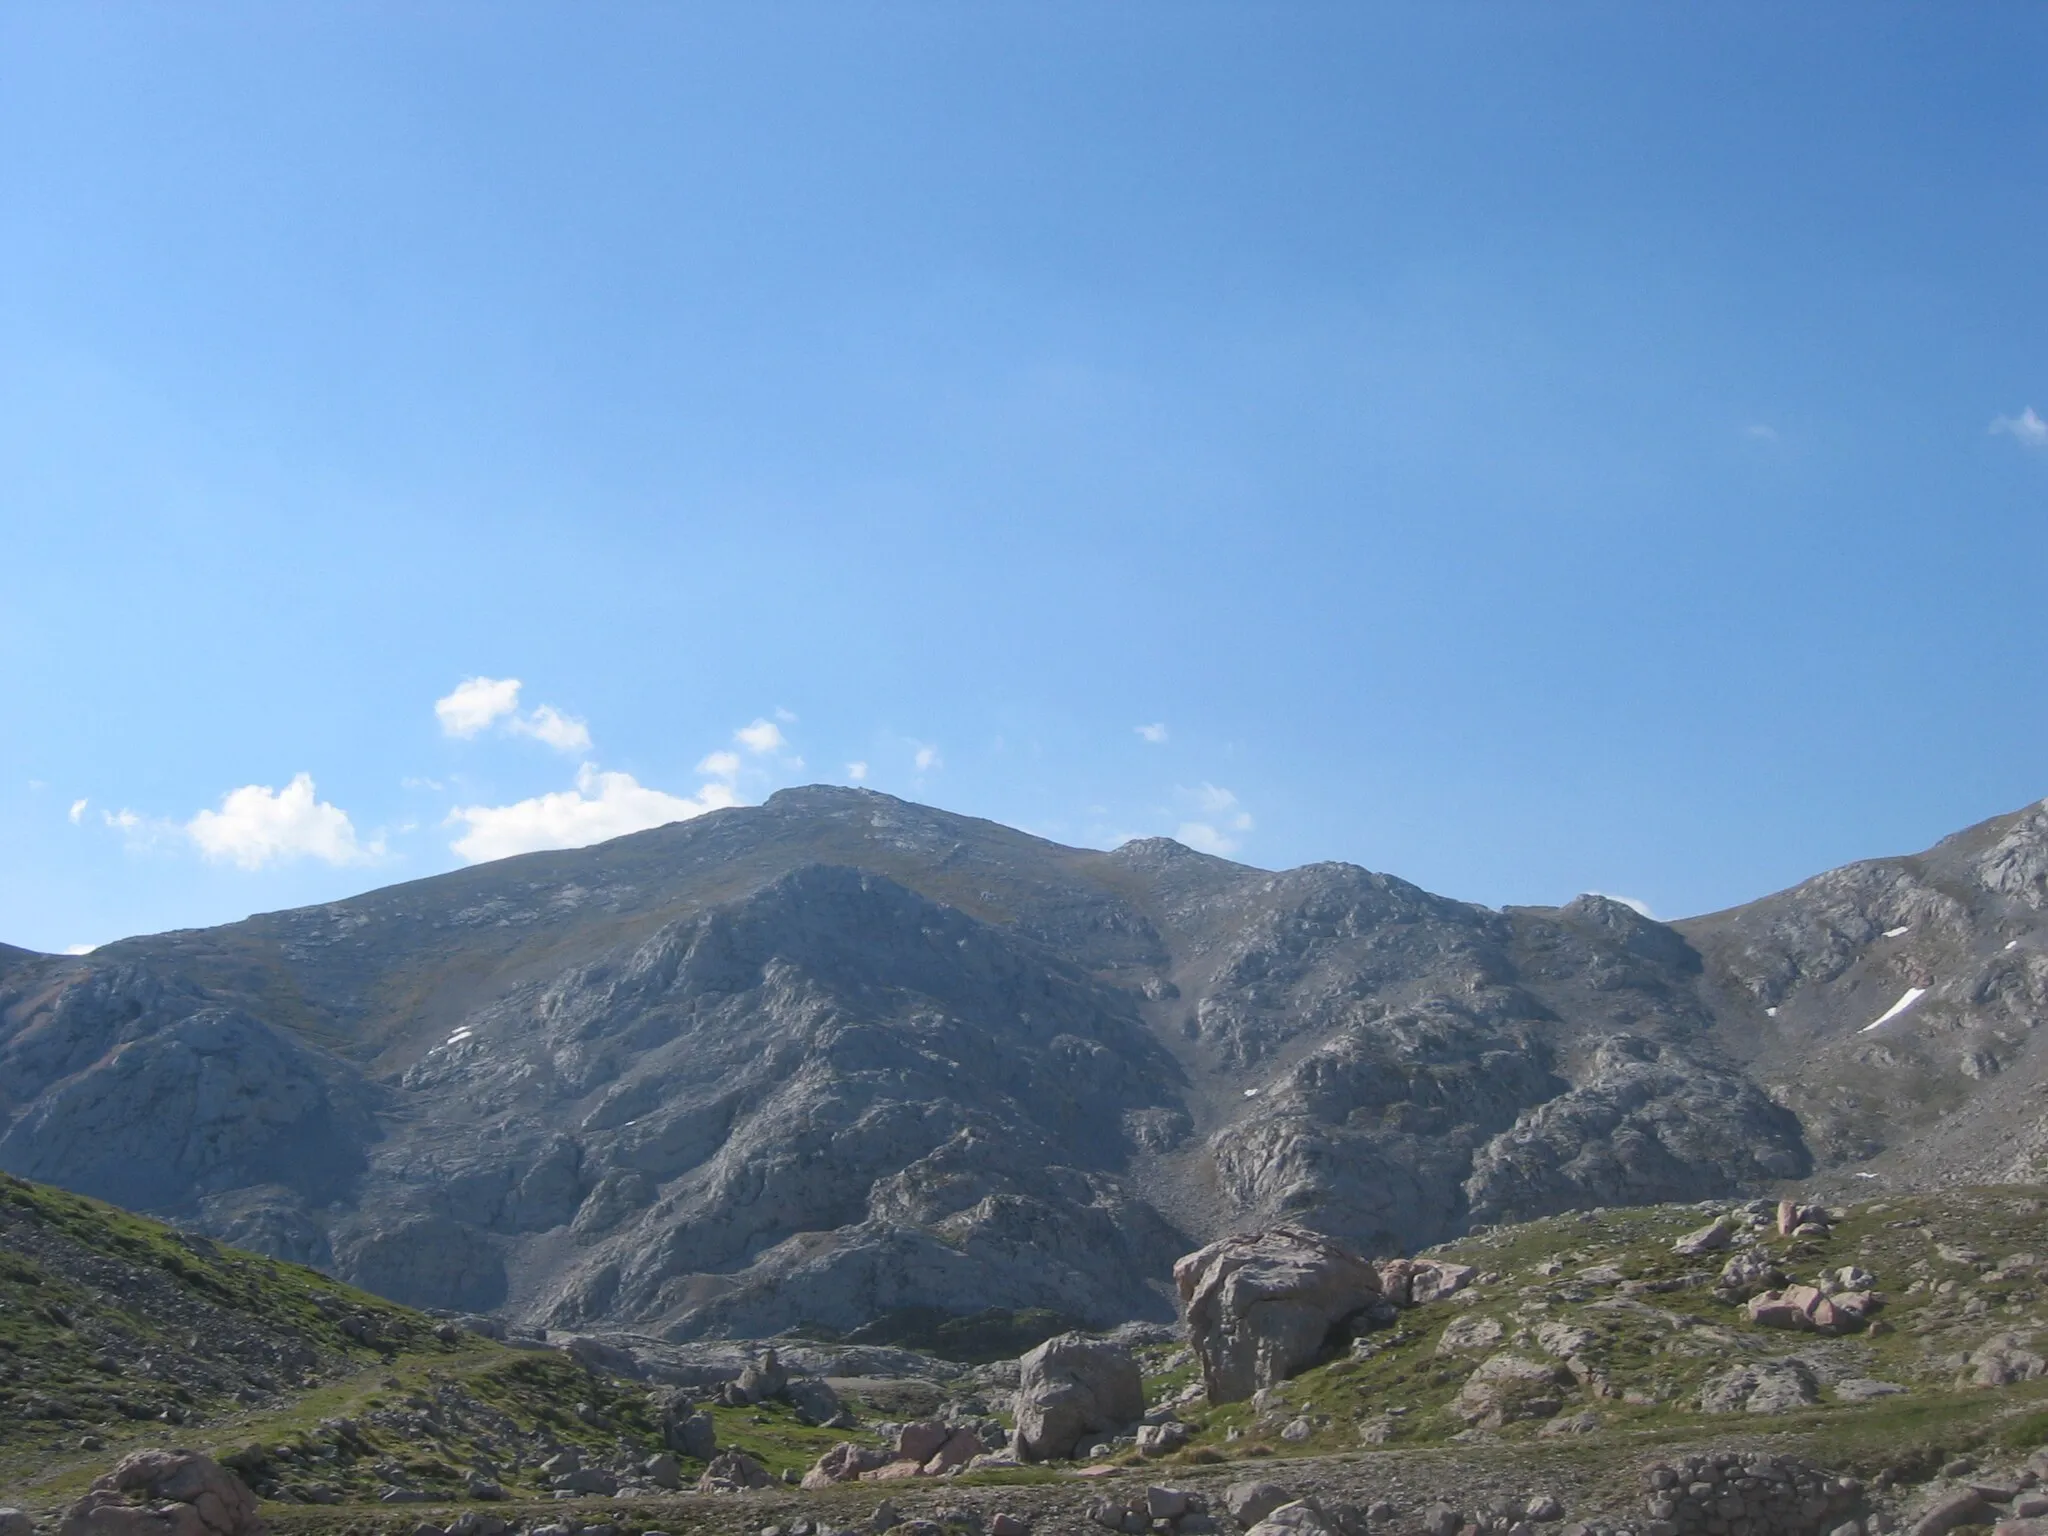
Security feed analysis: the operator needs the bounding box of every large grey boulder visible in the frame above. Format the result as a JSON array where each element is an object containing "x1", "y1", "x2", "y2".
[
  {"x1": 60, "y1": 1449, "x2": 265, "y2": 1536},
  {"x1": 1011, "y1": 1332, "x2": 1144, "y2": 1461},
  {"x1": 1174, "y1": 1226, "x2": 1382, "y2": 1403}
]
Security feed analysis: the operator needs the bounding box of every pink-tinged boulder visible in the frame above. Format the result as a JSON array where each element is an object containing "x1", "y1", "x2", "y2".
[
  {"x1": 1175, "y1": 1227, "x2": 1383, "y2": 1403},
  {"x1": 1410, "y1": 1261, "x2": 1476, "y2": 1304},
  {"x1": 922, "y1": 1427, "x2": 985, "y2": 1474},
  {"x1": 801, "y1": 1442, "x2": 892, "y2": 1490},
  {"x1": 860, "y1": 1460, "x2": 928, "y2": 1482},
  {"x1": 1746, "y1": 1282, "x2": 1868, "y2": 1334},
  {"x1": 60, "y1": 1451, "x2": 264, "y2": 1536},
  {"x1": 1011, "y1": 1333, "x2": 1145, "y2": 1462},
  {"x1": 896, "y1": 1421, "x2": 950, "y2": 1462}
]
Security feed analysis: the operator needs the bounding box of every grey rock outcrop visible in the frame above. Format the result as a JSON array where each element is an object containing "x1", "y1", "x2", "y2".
[
  {"x1": 1175, "y1": 1226, "x2": 1381, "y2": 1402},
  {"x1": 1011, "y1": 1332, "x2": 1144, "y2": 1461},
  {"x1": 59, "y1": 1449, "x2": 265, "y2": 1536}
]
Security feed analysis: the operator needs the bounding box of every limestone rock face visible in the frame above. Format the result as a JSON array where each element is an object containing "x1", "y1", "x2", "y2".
[
  {"x1": 1453, "y1": 1353, "x2": 1571, "y2": 1428},
  {"x1": 3, "y1": 786, "x2": 2047, "y2": 1335},
  {"x1": 1010, "y1": 1332, "x2": 1144, "y2": 1461},
  {"x1": 60, "y1": 1449, "x2": 265, "y2": 1536},
  {"x1": 1175, "y1": 1226, "x2": 1381, "y2": 1403}
]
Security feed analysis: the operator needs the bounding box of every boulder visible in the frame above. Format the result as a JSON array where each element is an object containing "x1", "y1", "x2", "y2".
[
  {"x1": 1965, "y1": 1334, "x2": 2048, "y2": 1387},
  {"x1": 802, "y1": 1443, "x2": 893, "y2": 1490},
  {"x1": 1174, "y1": 1227, "x2": 1382, "y2": 1403},
  {"x1": 1376, "y1": 1259, "x2": 1475, "y2": 1306},
  {"x1": 1225, "y1": 1484, "x2": 1296, "y2": 1526},
  {"x1": 785, "y1": 1375, "x2": 850, "y2": 1427},
  {"x1": 1453, "y1": 1354, "x2": 1570, "y2": 1429},
  {"x1": 659, "y1": 1395, "x2": 717, "y2": 1459},
  {"x1": 1136, "y1": 1422, "x2": 1189, "y2": 1457},
  {"x1": 1747, "y1": 1284, "x2": 1865, "y2": 1334},
  {"x1": 735, "y1": 1348, "x2": 789, "y2": 1404},
  {"x1": 1, "y1": 1513, "x2": 32, "y2": 1536},
  {"x1": 897, "y1": 1421, "x2": 951, "y2": 1462},
  {"x1": 697, "y1": 1450, "x2": 773, "y2": 1493},
  {"x1": 1247, "y1": 1502, "x2": 1341, "y2": 1536},
  {"x1": 1673, "y1": 1217, "x2": 1737, "y2": 1257},
  {"x1": 1011, "y1": 1333, "x2": 1144, "y2": 1462},
  {"x1": 1698, "y1": 1357, "x2": 1820, "y2": 1413},
  {"x1": 923, "y1": 1427, "x2": 985, "y2": 1474},
  {"x1": 59, "y1": 1450, "x2": 265, "y2": 1536},
  {"x1": 1410, "y1": 1261, "x2": 1476, "y2": 1304},
  {"x1": 1715, "y1": 1250, "x2": 1784, "y2": 1301}
]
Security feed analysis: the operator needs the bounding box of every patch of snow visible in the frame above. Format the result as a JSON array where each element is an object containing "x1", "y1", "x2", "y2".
[
  {"x1": 2008, "y1": 940, "x2": 2021, "y2": 950},
  {"x1": 1243, "y1": 1087, "x2": 1260, "y2": 1098},
  {"x1": 446, "y1": 1027, "x2": 474, "y2": 1045},
  {"x1": 1855, "y1": 1171, "x2": 1878, "y2": 1179},
  {"x1": 1883, "y1": 926, "x2": 1910, "y2": 938},
  {"x1": 1765, "y1": 1006, "x2": 1779, "y2": 1017},
  {"x1": 1860, "y1": 986, "x2": 1929, "y2": 1033}
]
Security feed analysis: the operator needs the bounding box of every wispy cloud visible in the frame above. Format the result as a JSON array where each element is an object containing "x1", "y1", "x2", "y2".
[
  {"x1": 435, "y1": 677, "x2": 592, "y2": 753},
  {"x1": 1992, "y1": 407, "x2": 2048, "y2": 449},
  {"x1": 63, "y1": 943, "x2": 97, "y2": 956},
  {"x1": 1135, "y1": 722, "x2": 1169, "y2": 744},
  {"x1": 846, "y1": 761, "x2": 869, "y2": 782},
  {"x1": 68, "y1": 798, "x2": 87, "y2": 825},
  {"x1": 735, "y1": 719, "x2": 788, "y2": 755},
  {"x1": 913, "y1": 743, "x2": 941, "y2": 773},
  {"x1": 1591, "y1": 891, "x2": 1659, "y2": 919},
  {"x1": 697, "y1": 750, "x2": 742, "y2": 779},
  {"x1": 1743, "y1": 423, "x2": 1779, "y2": 442},
  {"x1": 447, "y1": 764, "x2": 737, "y2": 863},
  {"x1": 435, "y1": 676, "x2": 523, "y2": 738},
  {"x1": 187, "y1": 774, "x2": 381, "y2": 870},
  {"x1": 1173, "y1": 782, "x2": 1254, "y2": 855},
  {"x1": 509, "y1": 704, "x2": 592, "y2": 753}
]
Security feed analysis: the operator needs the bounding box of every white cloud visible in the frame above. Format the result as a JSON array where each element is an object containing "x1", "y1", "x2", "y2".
[
  {"x1": 697, "y1": 749, "x2": 742, "y2": 778},
  {"x1": 846, "y1": 761, "x2": 869, "y2": 782},
  {"x1": 63, "y1": 943, "x2": 96, "y2": 955},
  {"x1": 447, "y1": 764, "x2": 738, "y2": 863},
  {"x1": 1743, "y1": 423, "x2": 1779, "y2": 442},
  {"x1": 436, "y1": 676, "x2": 523, "y2": 737},
  {"x1": 1136, "y1": 723, "x2": 1169, "y2": 744},
  {"x1": 1176, "y1": 821, "x2": 1241, "y2": 856},
  {"x1": 68, "y1": 798, "x2": 87, "y2": 824},
  {"x1": 913, "y1": 743, "x2": 941, "y2": 773},
  {"x1": 402, "y1": 776, "x2": 444, "y2": 791},
  {"x1": 735, "y1": 719, "x2": 787, "y2": 755},
  {"x1": 187, "y1": 774, "x2": 380, "y2": 870},
  {"x1": 774, "y1": 706, "x2": 798, "y2": 723},
  {"x1": 1993, "y1": 407, "x2": 2048, "y2": 448},
  {"x1": 1590, "y1": 891, "x2": 1659, "y2": 919},
  {"x1": 103, "y1": 808, "x2": 140, "y2": 830},
  {"x1": 509, "y1": 704, "x2": 593, "y2": 754}
]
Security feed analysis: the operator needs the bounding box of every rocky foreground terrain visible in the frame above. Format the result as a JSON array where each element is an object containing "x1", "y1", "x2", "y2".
[
  {"x1": 2, "y1": 788, "x2": 2047, "y2": 1336},
  {"x1": 18, "y1": 1176, "x2": 2048, "y2": 1536}
]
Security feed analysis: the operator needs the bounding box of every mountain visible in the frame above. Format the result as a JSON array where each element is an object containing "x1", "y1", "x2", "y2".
[{"x1": 2, "y1": 786, "x2": 2045, "y2": 1338}]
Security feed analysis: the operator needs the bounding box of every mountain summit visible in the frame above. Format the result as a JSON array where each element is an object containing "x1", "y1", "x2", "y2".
[{"x1": 3, "y1": 787, "x2": 2045, "y2": 1338}]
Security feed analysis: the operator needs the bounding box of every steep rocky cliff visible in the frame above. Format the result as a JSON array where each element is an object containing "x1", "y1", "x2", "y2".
[{"x1": 3, "y1": 786, "x2": 2045, "y2": 1336}]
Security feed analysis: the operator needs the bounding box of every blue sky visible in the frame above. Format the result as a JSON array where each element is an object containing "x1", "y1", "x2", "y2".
[{"x1": 4, "y1": 5, "x2": 2047, "y2": 954}]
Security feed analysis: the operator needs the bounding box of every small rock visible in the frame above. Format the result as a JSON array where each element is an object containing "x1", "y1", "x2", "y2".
[
  {"x1": 1527, "y1": 1498, "x2": 1564, "y2": 1523},
  {"x1": 991, "y1": 1517, "x2": 1029, "y2": 1536},
  {"x1": 1280, "y1": 1417, "x2": 1314, "y2": 1442},
  {"x1": 0, "y1": 1511, "x2": 32, "y2": 1536}
]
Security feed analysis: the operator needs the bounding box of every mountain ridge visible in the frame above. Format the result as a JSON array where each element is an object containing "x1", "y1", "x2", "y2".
[{"x1": 3, "y1": 785, "x2": 2045, "y2": 1338}]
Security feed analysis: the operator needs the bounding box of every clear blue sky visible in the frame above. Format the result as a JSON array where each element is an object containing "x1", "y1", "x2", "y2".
[{"x1": 5, "y1": 4, "x2": 2046, "y2": 954}]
